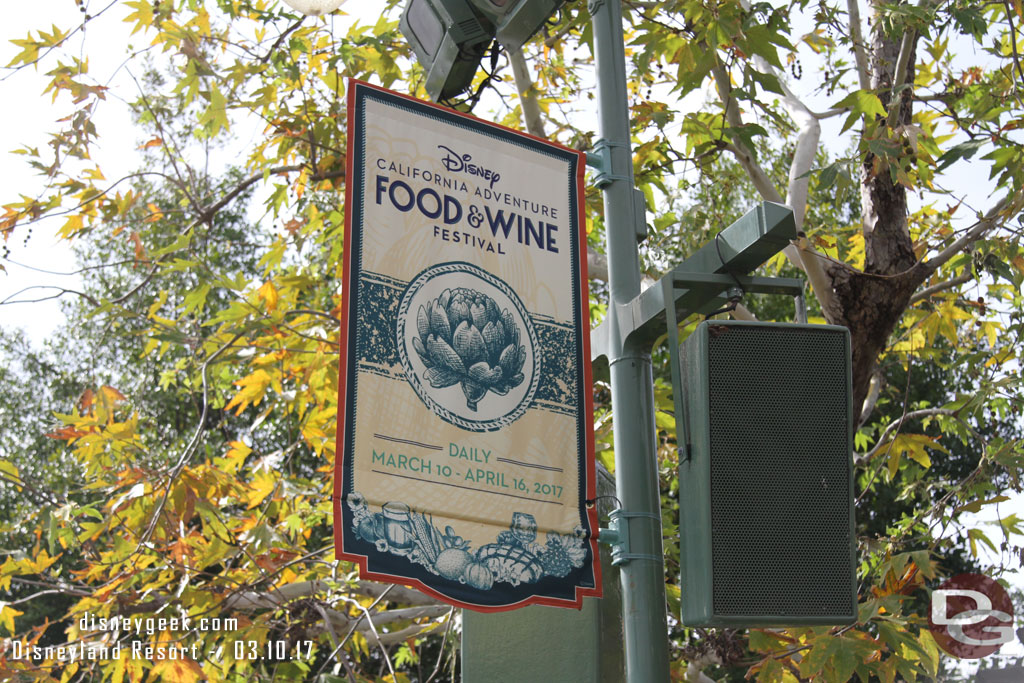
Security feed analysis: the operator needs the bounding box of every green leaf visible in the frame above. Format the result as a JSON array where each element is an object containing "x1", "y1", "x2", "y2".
[
  {"x1": 910, "y1": 549, "x2": 936, "y2": 579},
  {"x1": 935, "y1": 139, "x2": 987, "y2": 171},
  {"x1": 748, "y1": 69, "x2": 785, "y2": 96},
  {"x1": 756, "y1": 657, "x2": 789, "y2": 682},
  {"x1": 818, "y1": 161, "x2": 842, "y2": 190},
  {"x1": 956, "y1": 494, "x2": 1010, "y2": 514},
  {"x1": 833, "y1": 90, "x2": 887, "y2": 133},
  {"x1": 799, "y1": 635, "x2": 837, "y2": 678},
  {"x1": 830, "y1": 644, "x2": 860, "y2": 682},
  {"x1": 654, "y1": 410, "x2": 675, "y2": 431},
  {"x1": 182, "y1": 283, "x2": 212, "y2": 316},
  {"x1": 967, "y1": 527, "x2": 998, "y2": 556},
  {"x1": 665, "y1": 583, "x2": 681, "y2": 615}
]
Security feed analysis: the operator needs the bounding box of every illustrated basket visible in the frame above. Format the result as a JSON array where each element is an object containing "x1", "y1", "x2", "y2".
[{"x1": 476, "y1": 543, "x2": 542, "y2": 583}]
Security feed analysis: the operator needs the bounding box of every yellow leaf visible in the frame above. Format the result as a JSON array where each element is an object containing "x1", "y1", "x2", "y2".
[
  {"x1": 258, "y1": 279, "x2": 278, "y2": 311},
  {"x1": 26, "y1": 549, "x2": 61, "y2": 574},
  {"x1": 247, "y1": 471, "x2": 277, "y2": 509},
  {"x1": 900, "y1": 433, "x2": 945, "y2": 465},
  {"x1": 151, "y1": 657, "x2": 203, "y2": 683},
  {"x1": 59, "y1": 214, "x2": 84, "y2": 238},
  {"x1": 107, "y1": 415, "x2": 137, "y2": 440},
  {"x1": 0, "y1": 557, "x2": 17, "y2": 591},
  {"x1": 98, "y1": 386, "x2": 127, "y2": 420},
  {"x1": 882, "y1": 433, "x2": 947, "y2": 476},
  {"x1": 6, "y1": 36, "x2": 39, "y2": 68},
  {"x1": 967, "y1": 527, "x2": 998, "y2": 557},
  {"x1": 978, "y1": 321, "x2": 1001, "y2": 348},
  {"x1": 0, "y1": 460, "x2": 20, "y2": 490},
  {"x1": 147, "y1": 289, "x2": 169, "y2": 318},
  {"x1": 106, "y1": 647, "x2": 142, "y2": 683},
  {"x1": 0, "y1": 603, "x2": 23, "y2": 634},
  {"x1": 985, "y1": 349, "x2": 1016, "y2": 367},
  {"x1": 847, "y1": 231, "x2": 865, "y2": 269},
  {"x1": 145, "y1": 202, "x2": 164, "y2": 223},
  {"x1": 225, "y1": 369, "x2": 273, "y2": 415},
  {"x1": 222, "y1": 440, "x2": 252, "y2": 474},
  {"x1": 253, "y1": 349, "x2": 287, "y2": 366}
]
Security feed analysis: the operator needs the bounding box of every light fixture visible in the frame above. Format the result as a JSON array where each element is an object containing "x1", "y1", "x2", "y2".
[
  {"x1": 399, "y1": 0, "x2": 494, "y2": 102},
  {"x1": 399, "y1": 0, "x2": 565, "y2": 102},
  {"x1": 473, "y1": 0, "x2": 565, "y2": 51},
  {"x1": 281, "y1": 0, "x2": 345, "y2": 16}
]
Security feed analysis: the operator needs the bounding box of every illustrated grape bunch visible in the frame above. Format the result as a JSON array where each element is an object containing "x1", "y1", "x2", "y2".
[{"x1": 412, "y1": 287, "x2": 527, "y2": 411}]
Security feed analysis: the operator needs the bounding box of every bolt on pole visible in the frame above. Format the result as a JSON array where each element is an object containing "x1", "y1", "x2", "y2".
[{"x1": 589, "y1": 0, "x2": 671, "y2": 680}]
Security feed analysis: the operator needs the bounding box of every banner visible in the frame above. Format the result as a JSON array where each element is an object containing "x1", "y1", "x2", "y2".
[{"x1": 335, "y1": 80, "x2": 599, "y2": 611}]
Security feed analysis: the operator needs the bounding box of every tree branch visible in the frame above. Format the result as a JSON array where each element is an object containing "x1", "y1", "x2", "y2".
[
  {"x1": 923, "y1": 193, "x2": 1021, "y2": 273},
  {"x1": 1003, "y1": 0, "x2": 1024, "y2": 105},
  {"x1": 138, "y1": 330, "x2": 247, "y2": 547},
  {"x1": 0, "y1": 285, "x2": 99, "y2": 308},
  {"x1": 784, "y1": 239, "x2": 840, "y2": 318},
  {"x1": 726, "y1": 7, "x2": 839, "y2": 314},
  {"x1": 884, "y1": 0, "x2": 933, "y2": 129},
  {"x1": 260, "y1": 18, "x2": 305, "y2": 64},
  {"x1": 778, "y1": 90, "x2": 820, "y2": 231},
  {"x1": 909, "y1": 272, "x2": 973, "y2": 304},
  {"x1": 813, "y1": 107, "x2": 851, "y2": 120},
  {"x1": 856, "y1": 408, "x2": 956, "y2": 464},
  {"x1": 509, "y1": 47, "x2": 546, "y2": 139},
  {"x1": 711, "y1": 63, "x2": 784, "y2": 203},
  {"x1": 713, "y1": 34, "x2": 839, "y2": 314},
  {"x1": 847, "y1": 0, "x2": 872, "y2": 90},
  {"x1": 859, "y1": 370, "x2": 883, "y2": 426},
  {"x1": 507, "y1": 46, "x2": 612, "y2": 284},
  {"x1": 718, "y1": 140, "x2": 783, "y2": 204}
]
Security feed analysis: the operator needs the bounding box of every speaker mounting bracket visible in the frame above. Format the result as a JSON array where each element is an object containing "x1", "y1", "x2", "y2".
[
  {"x1": 598, "y1": 509, "x2": 663, "y2": 566},
  {"x1": 590, "y1": 201, "x2": 802, "y2": 364}
]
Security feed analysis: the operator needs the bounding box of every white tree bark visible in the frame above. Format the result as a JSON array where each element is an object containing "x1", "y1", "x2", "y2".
[
  {"x1": 713, "y1": 27, "x2": 837, "y2": 313},
  {"x1": 846, "y1": 0, "x2": 872, "y2": 90},
  {"x1": 222, "y1": 579, "x2": 449, "y2": 643},
  {"x1": 510, "y1": 47, "x2": 546, "y2": 139}
]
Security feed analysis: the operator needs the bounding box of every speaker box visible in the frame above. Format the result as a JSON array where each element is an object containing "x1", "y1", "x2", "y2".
[{"x1": 678, "y1": 320, "x2": 856, "y2": 627}]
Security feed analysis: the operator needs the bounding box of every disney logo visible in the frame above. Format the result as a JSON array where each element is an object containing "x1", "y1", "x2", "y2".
[{"x1": 438, "y1": 145, "x2": 502, "y2": 189}]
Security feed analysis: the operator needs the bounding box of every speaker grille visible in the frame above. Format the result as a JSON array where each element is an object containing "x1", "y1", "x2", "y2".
[{"x1": 705, "y1": 323, "x2": 851, "y2": 618}]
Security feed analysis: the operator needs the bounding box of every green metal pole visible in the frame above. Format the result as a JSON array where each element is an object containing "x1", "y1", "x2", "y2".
[{"x1": 589, "y1": 0, "x2": 671, "y2": 680}]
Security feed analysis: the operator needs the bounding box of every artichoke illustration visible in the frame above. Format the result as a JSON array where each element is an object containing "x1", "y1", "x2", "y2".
[{"x1": 412, "y1": 287, "x2": 527, "y2": 411}]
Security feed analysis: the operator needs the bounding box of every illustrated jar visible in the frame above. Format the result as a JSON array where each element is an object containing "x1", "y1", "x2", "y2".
[{"x1": 382, "y1": 502, "x2": 414, "y2": 555}]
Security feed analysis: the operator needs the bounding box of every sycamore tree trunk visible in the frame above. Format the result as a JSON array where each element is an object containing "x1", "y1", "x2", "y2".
[
  {"x1": 825, "y1": 6, "x2": 927, "y2": 412},
  {"x1": 711, "y1": 0, "x2": 1009, "y2": 419}
]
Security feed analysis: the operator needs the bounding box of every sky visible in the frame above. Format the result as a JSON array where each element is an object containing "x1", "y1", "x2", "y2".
[
  {"x1": 0, "y1": 2, "x2": 137, "y2": 342},
  {"x1": 0, "y1": 0, "x2": 1022, "y2": 669}
]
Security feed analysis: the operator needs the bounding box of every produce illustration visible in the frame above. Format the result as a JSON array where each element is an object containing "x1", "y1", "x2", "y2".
[
  {"x1": 396, "y1": 263, "x2": 540, "y2": 432},
  {"x1": 412, "y1": 287, "x2": 527, "y2": 411},
  {"x1": 348, "y1": 493, "x2": 587, "y2": 588}
]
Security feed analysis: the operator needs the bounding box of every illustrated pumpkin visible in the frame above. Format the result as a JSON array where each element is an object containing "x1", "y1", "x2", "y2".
[{"x1": 464, "y1": 561, "x2": 494, "y2": 590}]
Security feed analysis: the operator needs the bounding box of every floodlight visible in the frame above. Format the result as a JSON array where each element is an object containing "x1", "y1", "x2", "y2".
[
  {"x1": 400, "y1": 0, "x2": 565, "y2": 101},
  {"x1": 400, "y1": 0, "x2": 495, "y2": 101},
  {"x1": 474, "y1": 0, "x2": 566, "y2": 51}
]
